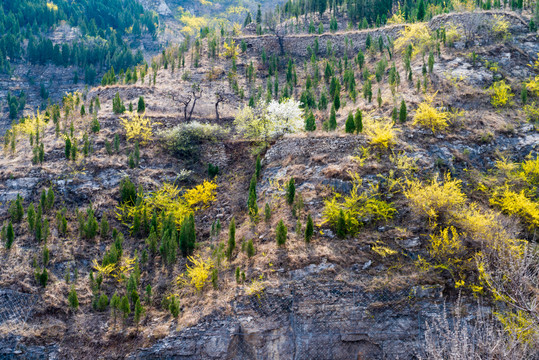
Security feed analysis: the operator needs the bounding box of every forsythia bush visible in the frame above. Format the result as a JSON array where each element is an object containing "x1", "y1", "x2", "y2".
[
  {"x1": 178, "y1": 255, "x2": 213, "y2": 292},
  {"x1": 488, "y1": 80, "x2": 514, "y2": 108},
  {"x1": 116, "y1": 180, "x2": 218, "y2": 229},
  {"x1": 404, "y1": 173, "x2": 466, "y2": 224},
  {"x1": 412, "y1": 95, "x2": 451, "y2": 133},
  {"x1": 428, "y1": 226, "x2": 463, "y2": 262},
  {"x1": 490, "y1": 187, "x2": 539, "y2": 229},
  {"x1": 12, "y1": 111, "x2": 48, "y2": 137},
  {"x1": 491, "y1": 15, "x2": 511, "y2": 40},
  {"x1": 120, "y1": 111, "x2": 153, "y2": 145},
  {"x1": 322, "y1": 173, "x2": 396, "y2": 235},
  {"x1": 92, "y1": 256, "x2": 136, "y2": 282},
  {"x1": 221, "y1": 39, "x2": 240, "y2": 59},
  {"x1": 394, "y1": 23, "x2": 435, "y2": 58},
  {"x1": 364, "y1": 116, "x2": 399, "y2": 149},
  {"x1": 519, "y1": 155, "x2": 539, "y2": 186}
]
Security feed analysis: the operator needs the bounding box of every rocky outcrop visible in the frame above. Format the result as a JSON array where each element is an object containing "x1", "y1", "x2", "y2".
[
  {"x1": 132, "y1": 278, "x2": 446, "y2": 359},
  {"x1": 236, "y1": 11, "x2": 530, "y2": 58}
]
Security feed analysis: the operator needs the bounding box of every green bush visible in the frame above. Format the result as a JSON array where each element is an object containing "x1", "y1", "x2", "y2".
[{"x1": 159, "y1": 122, "x2": 228, "y2": 159}]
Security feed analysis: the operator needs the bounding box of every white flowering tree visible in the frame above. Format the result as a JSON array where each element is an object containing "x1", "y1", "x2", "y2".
[{"x1": 234, "y1": 98, "x2": 303, "y2": 143}]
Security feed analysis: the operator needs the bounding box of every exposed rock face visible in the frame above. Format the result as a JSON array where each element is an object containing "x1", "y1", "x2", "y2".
[
  {"x1": 132, "y1": 279, "x2": 446, "y2": 359},
  {"x1": 236, "y1": 11, "x2": 529, "y2": 59},
  {"x1": 137, "y1": 0, "x2": 173, "y2": 16}
]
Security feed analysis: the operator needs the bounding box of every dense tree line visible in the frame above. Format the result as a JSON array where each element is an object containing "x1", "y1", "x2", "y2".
[{"x1": 0, "y1": 0, "x2": 158, "y2": 78}]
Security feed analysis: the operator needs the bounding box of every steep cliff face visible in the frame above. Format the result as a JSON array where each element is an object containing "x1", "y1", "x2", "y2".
[{"x1": 132, "y1": 280, "x2": 446, "y2": 359}]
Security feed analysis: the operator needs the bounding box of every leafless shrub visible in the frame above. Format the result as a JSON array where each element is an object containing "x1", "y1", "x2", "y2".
[{"x1": 420, "y1": 298, "x2": 537, "y2": 360}]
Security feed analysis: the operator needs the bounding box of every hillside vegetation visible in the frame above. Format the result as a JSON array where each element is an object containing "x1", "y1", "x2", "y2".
[{"x1": 0, "y1": 0, "x2": 539, "y2": 358}]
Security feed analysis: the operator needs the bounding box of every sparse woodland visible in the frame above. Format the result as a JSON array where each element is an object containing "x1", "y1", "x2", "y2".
[{"x1": 1, "y1": 0, "x2": 539, "y2": 358}]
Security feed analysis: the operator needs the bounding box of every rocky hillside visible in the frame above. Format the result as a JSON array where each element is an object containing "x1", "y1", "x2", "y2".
[{"x1": 1, "y1": 8, "x2": 539, "y2": 360}]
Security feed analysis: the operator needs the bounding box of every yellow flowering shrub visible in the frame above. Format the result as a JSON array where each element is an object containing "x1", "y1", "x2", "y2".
[
  {"x1": 180, "y1": 255, "x2": 213, "y2": 292},
  {"x1": 519, "y1": 155, "x2": 539, "y2": 186},
  {"x1": 221, "y1": 39, "x2": 239, "y2": 59},
  {"x1": 372, "y1": 245, "x2": 398, "y2": 257},
  {"x1": 412, "y1": 94, "x2": 451, "y2": 133},
  {"x1": 428, "y1": 226, "x2": 463, "y2": 261},
  {"x1": 491, "y1": 15, "x2": 510, "y2": 40},
  {"x1": 394, "y1": 23, "x2": 435, "y2": 58},
  {"x1": 116, "y1": 180, "x2": 218, "y2": 230},
  {"x1": 488, "y1": 80, "x2": 514, "y2": 108},
  {"x1": 364, "y1": 116, "x2": 399, "y2": 149},
  {"x1": 322, "y1": 173, "x2": 396, "y2": 235},
  {"x1": 404, "y1": 173, "x2": 466, "y2": 224},
  {"x1": 120, "y1": 111, "x2": 153, "y2": 145},
  {"x1": 92, "y1": 256, "x2": 136, "y2": 282},
  {"x1": 12, "y1": 111, "x2": 49, "y2": 137},
  {"x1": 490, "y1": 187, "x2": 539, "y2": 229}
]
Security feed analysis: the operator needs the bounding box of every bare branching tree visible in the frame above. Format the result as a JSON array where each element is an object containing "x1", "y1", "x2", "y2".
[
  {"x1": 187, "y1": 83, "x2": 203, "y2": 122},
  {"x1": 265, "y1": 9, "x2": 285, "y2": 55},
  {"x1": 214, "y1": 91, "x2": 225, "y2": 122}
]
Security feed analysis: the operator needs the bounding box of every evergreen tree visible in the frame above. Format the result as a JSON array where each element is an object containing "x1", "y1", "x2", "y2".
[
  {"x1": 256, "y1": 4, "x2": 262, "y2": 24},
  {"x1": 27, "y1": 203, "x2": 36, "y2": 232},
  {"x1": 68, "y1": 285, "x2": 79, "y2": 311},
  {"x1": 111, "y1": 293, "x2": 120, "y2": 325},
  {"x1": 428, "y1": 51, "x2": 434, "y2": 73},
  {"x1": 521, "y1": 87, "x2": 528, "y2": 104},
  {"x1": 305, "y1": 111, "x2": 316, "y2": 131},
  {"x1": 255, "y1": 155, "x2": 262, "y2": 179},
  {"x1": 169, "y1": 295, "x2": 180, "y2": 318},
  {"x1": 97, "y1": 293, "x2": 109, "y2": 311},
  {"x1": 38, "y1": 268, "x2": 48, "y2": 287},
  {"x1": 377, "y1": 88, "x2": 382, "y2": 107},
  {"x1": 264, "y1": 203, "x2": 271, "y2": 222},
  {"x1": 354, "y1": 109, "x2": 363, "y2": 133},
  {"x1": 46, "y1": 188, "x2": 55, "y2": 210},
  {"x1": 120, "y1": 295, "x2": 130, "y2": 322},
  {"x1": 112, "y1": 92, "x2": 125, "y2": 114},
  {"x1": 247, "y1": 175, "x2": 258, "y2": 220},
  {"x1": 65, "y1": 138, "x2": 72, "y2": 159},
  {"x1": 6, "y1": 221, "x2": 14, "y2": 249},
  {"x1": 179, "y1": 215, "x2": 196, "y2": 257},
  {"x1": 305, "y1": 214, "x2": 314, "y2": 243},
  {"x1": 333, "y1": 92, "x2": 340, "y2": 111},
  {"x1": 399, "y1": 100, "x2": 407, "y2": 123},
  {"x1": 417, "y1": 0, "x2": 426, "y2": 21},
  {"x1": 137, "y1": 96, "x2": 145, "y2": 113},
  {"x1": 276, "y1": 220, "x2": 287, "y2": 247},
  {"x1": 329, "y1": 106, "x2": 337, "y2": 131},
  {"x1": 246, "y1": 239, "x2": 255, "y2": 258},
  {"x1": 226, "y1": 217, "x2": 236, "y2": 259},
  {"x1": 134, "y1": 299, "x2": 144, "y2": 329},
  {"x1": 336, "y1": 209, "x2": 346, "y2": 238},
  {"x1": 286, "y1": 178, "x2": 296, "y2": 205},
  {"x1": 9, "y1": 195, "x2": 24, "y2": 223},
  {"x1": 345, "y1": 112, "x2": 355, "y2": 133}
]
